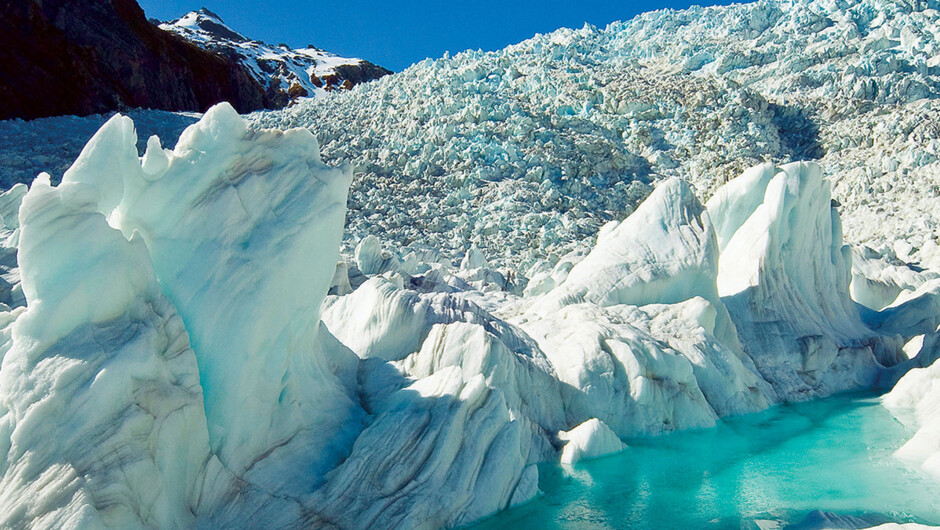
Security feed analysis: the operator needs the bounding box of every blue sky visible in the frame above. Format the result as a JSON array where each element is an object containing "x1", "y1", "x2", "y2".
[{"x1": 139, "y1": 0, "x2": 738, "y2": 72}]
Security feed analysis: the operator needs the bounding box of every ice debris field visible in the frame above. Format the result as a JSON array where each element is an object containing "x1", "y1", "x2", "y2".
[{"x1": 1, "y1": 0, "x2": 940, "y2": 527}]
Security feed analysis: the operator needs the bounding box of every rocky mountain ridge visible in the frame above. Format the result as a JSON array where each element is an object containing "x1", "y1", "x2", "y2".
[{"x1": 160, "y1": 8, "x2": 392, "y2": 106}]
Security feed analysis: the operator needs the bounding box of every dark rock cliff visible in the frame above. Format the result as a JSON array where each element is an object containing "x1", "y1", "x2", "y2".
[{"x1": 0, "y1": 0, "x2": 275, "y2": 120}]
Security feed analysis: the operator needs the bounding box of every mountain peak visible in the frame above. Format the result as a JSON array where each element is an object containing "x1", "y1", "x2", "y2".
[
  {"x1": 159, "y1": 8, "x2": 392, "y2": 103},
  {"x1": 196, "y1": 6, "x2": 224, "y2": 21},
  {"x1": 165, "y1": 8, "x2": 247, "y2": 42}
]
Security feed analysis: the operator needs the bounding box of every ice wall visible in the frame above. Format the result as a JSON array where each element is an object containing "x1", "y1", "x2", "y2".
[
  {"x1": 0, "y1": 176, "x2": 211, "y2": 527},
  {"x1": 308, "y1": 368, "x2": 539, "y2": 528},
  {"x1": 81, "y1": 105, "x2": 363, "y2": 487},
  {"x1": 882, "y1": 292, "x2": 940, "y2": 478},
  {"x1": 708, "y1": 162, "x2": 902, "y2": 397},
  {"x1": 884, "y1": 357, "x2": 940, "y2": 478},
  {"x1": 545, "y1": 178, "x2": 722, "y2": 310},
  {"x1": 0, "y1": 105, "x2": 365, "y2": 525},
  {"x1": 518, "y1": 178, "x2": 774, "y2": 436}
]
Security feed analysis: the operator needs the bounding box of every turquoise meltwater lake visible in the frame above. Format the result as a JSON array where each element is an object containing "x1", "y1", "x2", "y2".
[{"x1": 472, "y1": 393, "x2": 940, "y2": 529}]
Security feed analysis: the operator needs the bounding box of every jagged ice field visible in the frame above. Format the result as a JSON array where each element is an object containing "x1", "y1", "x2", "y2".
[{"x1": 2, "y1": 0, "x2": 940, "y2": 527}]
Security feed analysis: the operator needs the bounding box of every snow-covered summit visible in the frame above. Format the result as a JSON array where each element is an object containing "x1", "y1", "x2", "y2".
[
  {"x1": 162, "y1": 8, "x2": 249, "y2": 43},
  {"x1": 160, "y1": 8, "x2": 392, "y2": 104}
]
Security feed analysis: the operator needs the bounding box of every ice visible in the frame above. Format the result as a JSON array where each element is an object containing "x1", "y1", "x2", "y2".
[
  {"x1": 59, "y1": 114, "x2": 140, "y2": 215},
  {"x1": 706, "y1": 162, "x2": 779, "y2": 254},
  {"x1": 539, "y1": 177, "x2": 743, "y2": 353},
  {"x1": 884, "y1": 346, "x2": 940, "y2": 477},
  {"x1": 323, "y1": 277, "x2": 433, "y2": 361},
  {"x1": 544, "y1": 178, "x2": 722, "y2": 310},
  {"x1": 850, "y1": 246, "x2": 939, "y2": 312},
  {"x1": 865, "y1": 287, "x2": 940, "y2": 341},
  {"x1": 64, "y1": 104, "x2": 363, "y2": 494},
  {"x1": 558, "y1": 418, "x2": 626, "y2": 464},
  {"x1": 315, "y1": 160, "x2": 918, "y2": 521},
  {"x1": 401, "y1": 321, "x2": 567, "y2": 452},
  {"x1": 244, "y1": 0, "x2": 940, "y2": 281},
  {"x1": 3, "y1": 0, "x2": 940, "y2": 523},
  {"x1": 260, "y1": 153, "x2": 940, "y2": 524},
  {"x1": 0, "y1": 184, "x2": 26, "y2": 230},
  {"x1": 461, "y1": 246, "x2": 488, "y2": 270},
  {"x1": 638, "y1": 298, "x2": 775, "y2": 418},
  {"x1": 140, "y1": 135, "x2": 169, "y2": 176},
  {"x1": 0, "y1": 104, "x2": 373, "y2": 525},
  {"x1": 322, "y1": 276, "x2": 544, "y2": 365},
  {"x1": 507, "y1": 175, "x2": 774, "y2": 435},
  {"x1": 355, "y1": 234, "x2": 405, "y2": 276},
  {"x1": 0, "y1": 184, "x2": 27, "y2": 309},
  {"x1": 4, "y1": 108, "x2": 939, "y2": 526},
  {"x1": 709, "y1": 162, "x2": 903, "y2": 398},
  {"x1": 0, "y1": 109, "x2": 198, "y2": 188},
  {"x1": 0, "y1": 174, "x2": 211, "y2": 527},
  {"x1": 307, "y1": 368, "x2": 536, "y2": 528}
]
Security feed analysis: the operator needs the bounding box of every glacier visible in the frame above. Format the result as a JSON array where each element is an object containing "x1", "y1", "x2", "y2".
[
  {"x1": 2, "y1": 0, "x2": 940, "y2": 525},
  {"x1": 0, "y1": 174, "x2": 209, "y2": 528},
  {"x1": 884, "y1": 314, "x2": 940, "y2": 479},
  {"x1": 0, "y1": 102, "x2": 938, "y2": 527},
  {"x1": 0, "y1": 104, "x2": 364, "y2": 526},
  {"x1": 247, "y1": 0, "x2": 940, "y2": 280}
]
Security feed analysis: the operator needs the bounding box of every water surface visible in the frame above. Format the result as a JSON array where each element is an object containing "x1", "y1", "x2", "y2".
[{"x1": 474, "y1": 393, "x2": 940, "y2": 529}]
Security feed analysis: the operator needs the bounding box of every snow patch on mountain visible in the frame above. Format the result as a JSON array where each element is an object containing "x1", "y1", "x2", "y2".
[{"x1": 160, "y1": 9, "x2": 391, "y2": 103}]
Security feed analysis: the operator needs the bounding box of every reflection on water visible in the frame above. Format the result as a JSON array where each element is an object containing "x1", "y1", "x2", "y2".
[{"x1": 472, "y1": 393, "x2": 940, "y2": 529}]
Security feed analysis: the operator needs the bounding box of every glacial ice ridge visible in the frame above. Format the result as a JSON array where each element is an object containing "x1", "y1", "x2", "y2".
[{"x1": 0, "y1": 106, "x2": 938, "y2": 527}]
